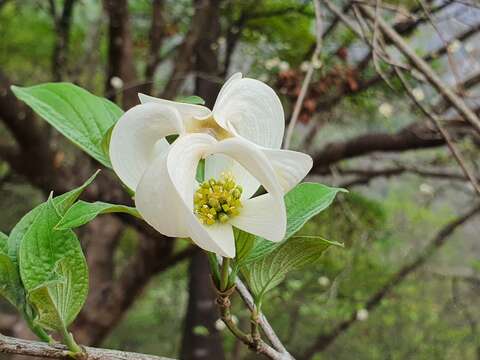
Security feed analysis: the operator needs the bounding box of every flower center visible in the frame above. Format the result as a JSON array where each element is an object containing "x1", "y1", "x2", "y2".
[{"x1": 194, "y1": 172, "x2": 243, "y2": 225}]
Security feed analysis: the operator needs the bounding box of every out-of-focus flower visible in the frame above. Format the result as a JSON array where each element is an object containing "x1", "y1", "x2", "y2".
[
  {"x1": 419, "y1": 183, "x2": 434, "y2": 196},
  {"x1": 378, "y1": 102, "x2": 393, "y2": 117},
  {"x1": 300, "y1": 61, "x2": 310, "y2": 72},
  {"x1": 357, "y1": 309, "x2": 369, "y2": 321},
  {"x1": 412, "y1": 87, "x2": 425, "y2": 102},
  {"x1": 279, "y1": 61, "x2": 290, "y2": 72},
  {"x1": 110, "y1": 76, "x2": 124, "y2": 89},
  {"x1": 312, "y1": 58, "x2": 322, "y2": 69},
  {"x1": 318, "y1": 276, "x2": 330, "y2": 287},
  {"x1": 447, "y1": 40, "x2": 462, "y2": 54},
  {"x1": 265, "y1": 58, "x2": 281, "y2": 70}
]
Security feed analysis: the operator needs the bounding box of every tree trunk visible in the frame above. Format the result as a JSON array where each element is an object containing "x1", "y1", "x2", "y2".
[
  {"x1": 104, "y1": 0, "x2": 138, "y2": 110},
  {"x1": 180, "y1": 251, "x2": 225, "y2": 360}
]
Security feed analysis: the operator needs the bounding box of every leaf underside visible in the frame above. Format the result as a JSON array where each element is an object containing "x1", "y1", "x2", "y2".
[{"x1": 244, "y1": 237, "x2": 341, "y2": 300}]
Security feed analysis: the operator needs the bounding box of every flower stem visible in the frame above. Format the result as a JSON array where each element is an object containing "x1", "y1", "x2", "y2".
[{"x1": 220, "y1": 257, "x2": 231, "y2": 292}]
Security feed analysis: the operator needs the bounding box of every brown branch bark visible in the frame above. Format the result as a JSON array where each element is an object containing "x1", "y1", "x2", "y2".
[
  {"x1": 142, "y1": 0, "x2": 166, "y2": 95},
  {"x1": 332, "y1": 165, "x2": 476, "y2": 188},
  {"x1": 0, "y1": 333, "x2": 174, "y2": 360},
  {"x1": 161, "y1": 0, "x2": 220, "y2": 99},
  {"x1": 299, "y1": 203, "x2": 480, "y2": 359},
  {"x1": 0, "y1": 71, "x2": 58, "y2": 190},
  {"x1": 50, "y1": 0, "x2": 76, "y2": 81},
  {"x1": 104, "y1": 0, "x2": 138, "y2": 109},
  {"x1": 310, "y1": 120, "x2": 469, "y2": 172}
]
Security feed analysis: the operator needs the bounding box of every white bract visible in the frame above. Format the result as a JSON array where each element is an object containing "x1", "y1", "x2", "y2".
[{"x1": 109, "y1": 73, "x2": 312, "y2": 257}]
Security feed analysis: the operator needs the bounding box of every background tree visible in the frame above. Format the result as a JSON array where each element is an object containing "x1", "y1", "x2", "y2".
[{"x1": 1, "y1": 0, "x2": 480, "y2": 359}]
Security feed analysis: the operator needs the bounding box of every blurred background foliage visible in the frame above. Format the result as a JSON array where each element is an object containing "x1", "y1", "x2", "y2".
[{"x1": 1, "y1": 0, "x2": 479, "y2": 359}]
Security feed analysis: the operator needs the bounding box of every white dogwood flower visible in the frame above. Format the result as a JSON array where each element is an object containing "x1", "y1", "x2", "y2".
[{"x1": 109, "y1": 73, "x2": 312, "y2": 257}]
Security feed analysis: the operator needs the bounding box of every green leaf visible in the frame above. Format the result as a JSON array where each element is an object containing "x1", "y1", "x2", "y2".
[
  {"x1": 1, "y1": 231, "x2": 26, "y2": 310},
  {"x1": 11, "y1": 83, "x2": 123, "y2": 167},
  {"x1": 0, "y1": 251, "x2": 23, "y2": 308},
  {"x1": 233, "y1": 228, "x2": 256, "y2": 269},
  {"x1": 175, "y1": 95, "x2": 206, "y2": 105},
  {"x1": 19, "y1": 196, "x2": 88, "y2": 331},
  {"x1": 56, "y1": 200, "x2": 141, "y2": 230},
  {"x1": 245, "y1": 183, "x2": 347, "y2": 263},
  {"x1": 7, "y1": 171, "x2": 99, "y2": 264},
  {"x1": 243, "y1": 236, "x2": 342, "y2": 303},
  {"x1": 54, "y1": 170, "x2": 100, "y2": 215},
  {"x1": 0, "y1": 231, "x2": 7, "y2": 253},
  {"x1": 100, "y1": 125, "x2": 114, "y2": 161}
]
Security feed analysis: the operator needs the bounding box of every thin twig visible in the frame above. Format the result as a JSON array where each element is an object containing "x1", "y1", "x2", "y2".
[
  {"x1": 416, "y1": 0, "x2": 465, "y2": 96},
  {"x1": 215, "y1": 286, "x2": 281, "y2": 359},
  {"x1": 283, "y1": 0, "x2": 323, "y2": 150},
  {"x1": 395, "y1": 67, "x2": 480, "y2": 196},
  {"x1": 235, "y1": 279, "x2": 295, "y2": 359},
  {"x1": 358, "y1": 4, "x2": 480, "y2": 135}
]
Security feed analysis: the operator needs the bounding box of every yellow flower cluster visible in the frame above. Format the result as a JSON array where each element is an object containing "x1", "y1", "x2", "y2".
[{"x1": 194, "y1": 172, "x2": 243, "y2": 225}]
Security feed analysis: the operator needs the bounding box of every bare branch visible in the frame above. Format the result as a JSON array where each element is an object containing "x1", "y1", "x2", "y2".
[
  {"x1": 335, "y1": 164, "x2": 477, "y2": 188},
  {"x1": 394, "y1": 67, "x2": 480, "y2": 196},
  {"x1": 235, "y1": 279, "x2": 295, "y2": 360},
  {"x1": 0, "y1": 333, "x2": 174, "y2": 360},
  {"x1": 310, "y1": 120, "x2": 472, "y2": 172},
  {"x1": 358, "y1": 4, "x2": 480, "y2": 134}
]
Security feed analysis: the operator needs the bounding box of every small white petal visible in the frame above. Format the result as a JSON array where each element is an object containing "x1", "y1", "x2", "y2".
[
  {"x1": 138, "y1": 93, "x2": 211, "y2": 120},
  {"x1": 186, "y1": 220, "x2": 235, "y2": 258},
  {"x1": 205, "y1": 154, "x2": 260, "y2": 200},
  {"x1": 110, "y1": 102, "x2": 184, "y2": 190},
  {"x1": 208, "y1": 137, "x2": 284, "y2": 199},
  {"x1": 212, "y1": 77, "x2": 285, "y2": 149},
  {"x1": 261, "y1": 148, "x2": 313, "y2": 192},
  {"x1": 230, "y1": 193, "x2": 286, "y2": 242}
]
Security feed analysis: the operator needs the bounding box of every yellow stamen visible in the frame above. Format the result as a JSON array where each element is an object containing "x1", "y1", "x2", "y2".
[{"x1": 194, "y1": 172, "x2": 243, "y2": 225}]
